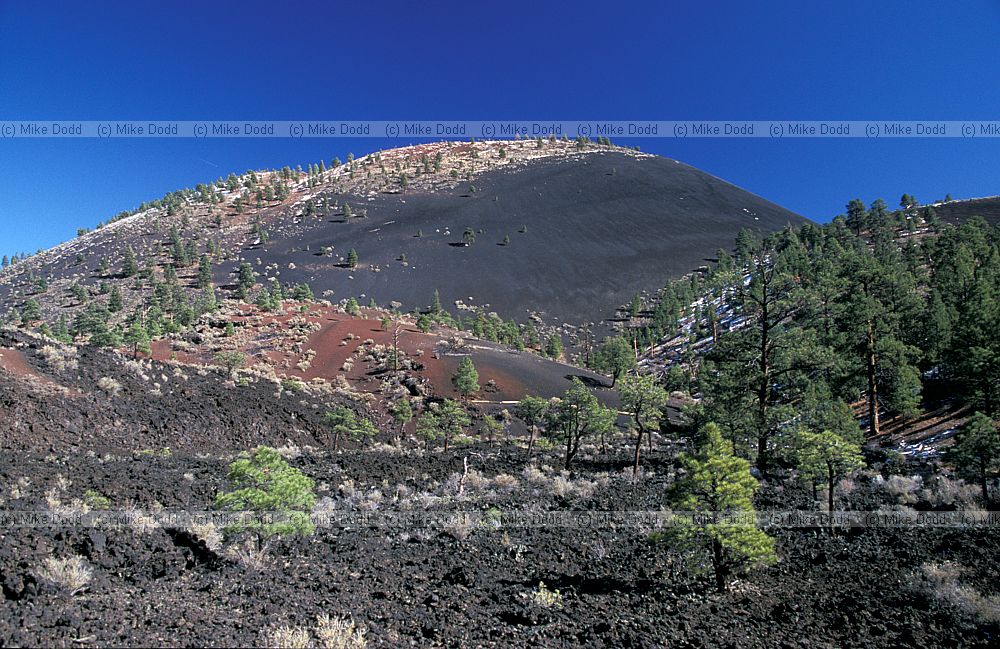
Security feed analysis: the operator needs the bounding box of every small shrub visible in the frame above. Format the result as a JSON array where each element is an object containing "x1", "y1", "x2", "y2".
[
  {"x1": 83, "y1": 489, "x2": 111, "y2": 509},
  {"x1": 914, "y1": 561, "x2": 1000, "y2": 622},
  {"x1": 38, "y1": 556, "x2": 92, "y2": 594},
  {"x1": 532, "y1": 581, "x2": 563, "y2": 608},
  {"x1": 443, "y1": 513, "x2": 474, "y2": 541},
  {"x1": 97, "y1": 376, "x2": 122, "y2": 396},
  {"x1": 923, "y1": 475, "x2": 980, "y2": 508},
  {"x1": 224, "y1": 537, "x2": 270, "y2": 571},
  {"x1": 263, "y1": 626, "x2": 311, "y2": 649},
  {"x1": 884, "y1": 475, "x2": 922, "y2": 505},
  {"x1": 215, "y1": 447, "x2": 317, "y2": 538},
  {"x1": 493, "y1": 474, "x2": 519, "y2": 492},
  {"x1": 315, "y1": 614, "x2": 367, "y2": 649},
  {"x1": 189, "y1": 521, "x2": 223, "y2": 552}
]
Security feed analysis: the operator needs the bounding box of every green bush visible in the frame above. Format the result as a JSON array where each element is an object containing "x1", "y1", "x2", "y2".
[{"x1": 215, "y1": 447, "x2": 316, "y2": 538}]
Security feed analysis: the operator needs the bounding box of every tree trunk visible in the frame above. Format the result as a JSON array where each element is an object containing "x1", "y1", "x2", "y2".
[
  {"x1": 756, "y1": 431, "x2": 770, "y2": 477},
  {"x1": 867, "y1": 319, "x2": 880, "y2": 438},
  {"x1": 981, "y1": 466, "x2": 990, "y2": 504},
  {"x1": 756, "y1": 296, "x2": 771, "y2": 475},
  {"x1": 526, "y1": 426, "x2": 536, "y2": 458},
  {"x1": 633, "y1": 427, "x2": 644, "y2": 476},
  {"x1": 713, "y1": 538, "x2": 726, "y2": 593},
  {"x1": 334, "y1": 431, "x2": 340, "y2": 452},
  {"x1": 827, "y1": 462, "x2": 835, "y2": 515}
]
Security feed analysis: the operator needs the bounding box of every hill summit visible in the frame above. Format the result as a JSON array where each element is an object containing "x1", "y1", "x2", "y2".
[{"x1": 0, "y1": 139, "x2": 807, "y2": 328}]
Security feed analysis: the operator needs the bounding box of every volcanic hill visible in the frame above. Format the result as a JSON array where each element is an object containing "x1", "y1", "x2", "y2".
[{"x1": 0, "y1": 139, "x2": 808, "y2": 329}]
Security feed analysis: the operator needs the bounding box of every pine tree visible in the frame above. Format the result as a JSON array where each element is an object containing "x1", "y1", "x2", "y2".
[
  {"x1": 790, "y1": 429, "x2": 864, "y2": 516},
  {"x1": 123, "y1": 320, "x2": 151, "y2": 358},
  {"x1": 703, "y1": 234, "x2": 825, "y2": 473},
  {"x1": 20, "y1": 299, "x2": 41, "y2": 325},
  {"x1": 213, "y1": 350, "x2": 246, "y2": 379},
  {"x1": 619, "y1": 374, "x2": 669, "y2": 474},
  {"x1": 416, "y1": 400, "x2": 470, "y2": 451},
  {"x1": 452, "y1": 356, "x2": 480, "y2": 400},
  {"x1": 543, "y1": 379, "x2": 615, "y2": 470},
  {"x1": 215, "y1": 447, "x2": 316, "y2": 538},
  {"x1": 107, "y1": 286, "x2": 123, "y2": 313},
  {"x1": 431, "y1": 289, "x2": 443, "y2": 314},
  {"x1": 237, "y1": 262, "x2": 255, "y2": 295},
  {"x1": 122, "y1": 246, "x2": 139, "y2": 278},
  {"x1": 390, "y1": 398, "x2": 413, "y2": 445},
  {"x1": 867, "y1": 198, "x2": 889, "y2": 233},
  {"x1": 593, "y1": 336, "x2": 635, "y2": 387},
  {"x1": 546, "y1": 334, "x2": 564, "y2": 360},
  {"x1": 630, "y1": 294, "x2": 643, "y2": 319},
  {"x1": 463, "y1": 228, "x2": 476, "y2": 246},
  {"x1": 515, "y1": 395, "x2": 549, "y2": 457},
  {"x1": 845, "y1": 198, "x2": 867, "y2": 235},
  {"x1": 322, "y1": 406, "x2": 377, "y2": 451},
  {"x1": 347, "y1": 248, "x2": 358, "y2": 269},
  {"x1": 198, "y1": 255, "x2": 213, "y2": 289},
  {"x1": 523, "y1": 322, "x2": 541, "y2": 349},
  {"x1": 839, "y1": 243, "x2": 922, "y2": 437},
  {"x1": 948, "y1": 412, "x2": 1000, "y2": 503},
  {"x1": 52, "y1": 315, "x2": 72, "y2": 343},
  {"x1": 665, "y1": 423, "x2": 777, "y2": 592}
]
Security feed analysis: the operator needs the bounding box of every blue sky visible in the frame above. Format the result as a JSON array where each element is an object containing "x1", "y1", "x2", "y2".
[{"x1": 2, "y1": 0, "x2": 1000, "y2": 255}]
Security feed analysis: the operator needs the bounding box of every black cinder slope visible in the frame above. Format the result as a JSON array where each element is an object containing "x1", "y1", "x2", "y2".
[
  {"x1": 930, "y1": 196, "x2": 1000, "y2": 226},
  {"x1": 265, "y1": 151, "x2": 809, "y2": 324}
]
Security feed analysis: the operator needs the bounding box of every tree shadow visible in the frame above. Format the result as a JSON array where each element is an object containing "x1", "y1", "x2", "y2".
[{"x1": 564, "y1": 374, "x2": 609, "y2": 389}]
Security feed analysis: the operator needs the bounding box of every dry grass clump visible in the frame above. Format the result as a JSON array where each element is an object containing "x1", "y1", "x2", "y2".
[
  {"x1": 263, "y1": 626, "x2": 312, "y2": 649},
  {"x1": 39, "y1": 344, "x2": 78, "y2": 371},
  {"x1": 274, "y1": 445, "x2": 303, "y2": 460},
  {"x1": 122, "y1": 504, "x2": 160, "y2": 535},
  {"x1": 44, "y1": 487, "x2": 91, "y2": 515},
  {"x1": 549, "y1": 474, "x2": 598, "y2": 499},
  {"x1": 37, "y1": 556, "x2": 92, "y2": 594},
  {"x1": 883, "y1": 475, "x2": 922, "y2": 504},
  {"x1": 315, "y1": 614, "x2": 367, "y2": 648},
  {"x1": 53, "y1": 473, "x2": 72, "y2": 491},
  {"x1": 224, "y1": 538, "x2": 270, "y2": 571},
  {"x1": 492, "y1": 474, "x2": 520, "y2": 492},
  {"x1": 921, "y1": 476, "x2": 981, "y2": 508},
  {"x1": 519, "y1": 465, "x2": 598, "y2": 499},
  {"x1": 96, "y1": 376, "x2": 122, "y2": 395},
  {"x1": 262, "y1": 615, "x2": 367, "y2": 649},
  {"x1": 914, "y1": 561, "x2": 1000, "y2": 622},
  {"x1": 189, "y1": 521, "x2": 223, "y2": 551},
  {"x1": 521, "y1": 465, "x2": 548, "y2": 486},
  {"x1": 123, "y1": 359, "x2": 150, "y2": 381},
  {"x1": 443, "y1": 513, "x2": 475, "y2": 541}
]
